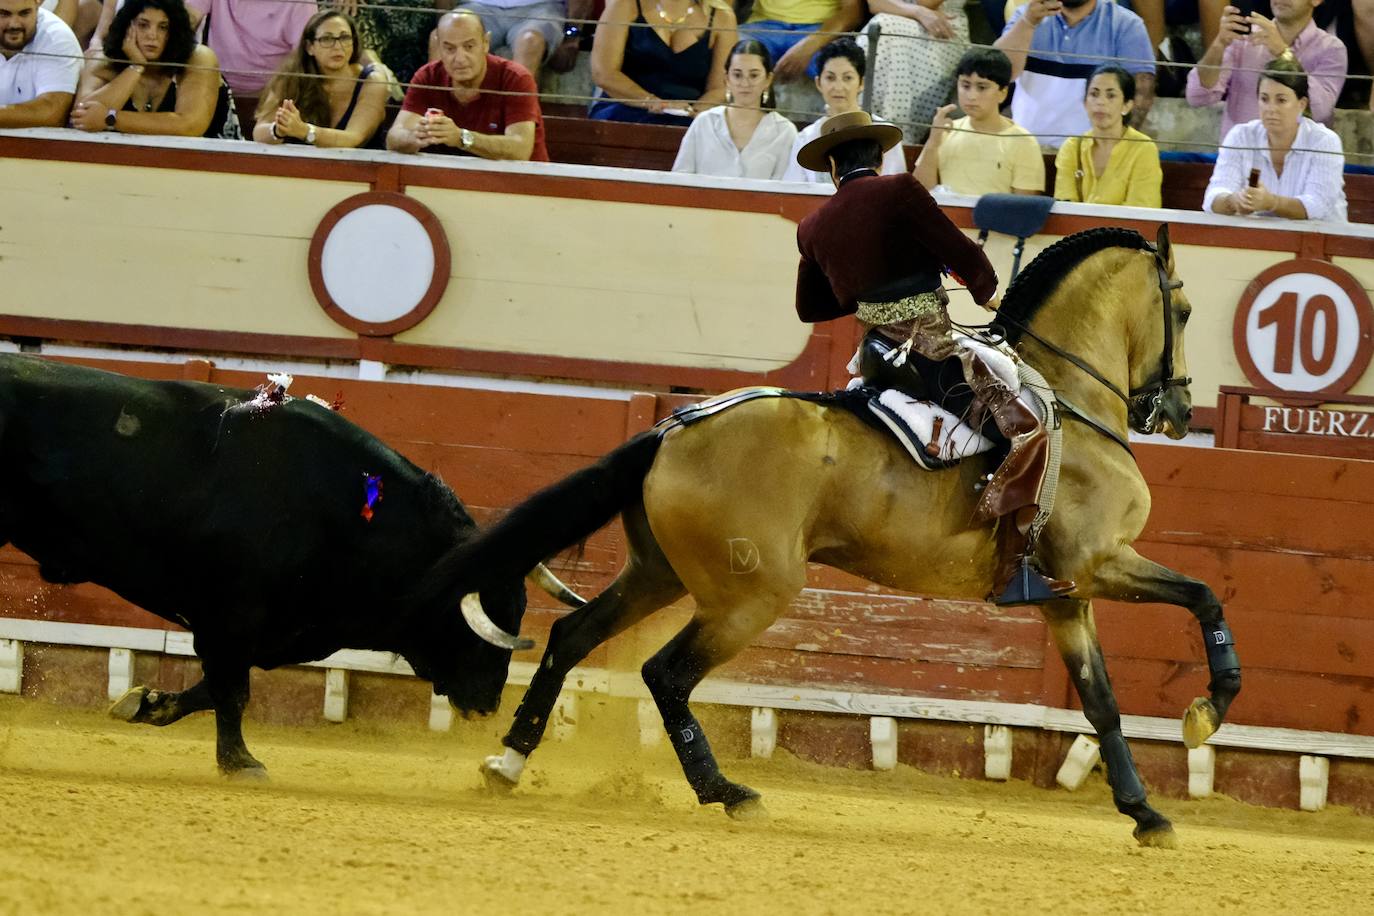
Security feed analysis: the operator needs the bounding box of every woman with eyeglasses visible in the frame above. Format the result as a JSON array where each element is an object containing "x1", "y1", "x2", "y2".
[
  {"x1": 253, "y1": 9, "x2": 387, "y2": 149},
  {"x1": 69, "y1": 0, "x2": 239, "y2": 138}
]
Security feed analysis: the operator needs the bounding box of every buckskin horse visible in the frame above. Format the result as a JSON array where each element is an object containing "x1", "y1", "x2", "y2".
[{"x1": 453, "y1": 225, "x2": 1241, "y2": 848}]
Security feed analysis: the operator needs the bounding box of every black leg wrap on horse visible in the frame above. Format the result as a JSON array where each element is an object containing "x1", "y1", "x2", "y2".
[
  {"x1": 1201, "y1": 619, "x2": 1241, "y2": 692},
  {"x1": 1098, "y1": 729, "x2": 1147, "y2": 807}
]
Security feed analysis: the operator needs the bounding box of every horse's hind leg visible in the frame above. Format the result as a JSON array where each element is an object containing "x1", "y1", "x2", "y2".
[
  {"x1": 642, "y1": 600, "x2": 782, "y2": 820},
  {"x1": 481, "y1": 505, "x2": 687, "y2": 791},
  {"x1": 1044, "y1": 598, "x2": 1177, "y2": 848},
  {"x1": 109, "y1": 675, "x2": 214, "y2": 726},
  {"x1": 1092, "y1": 548, "x2": 1241, "y2": 747}
]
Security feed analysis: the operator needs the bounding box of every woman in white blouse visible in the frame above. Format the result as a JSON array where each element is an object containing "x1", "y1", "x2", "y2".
[
  {"x1": 1204, "y1": 56, "x2": 1347, "y2": 223},
  {"x1": 671, "y1": 39, "x2": 798, "y2": 181}
]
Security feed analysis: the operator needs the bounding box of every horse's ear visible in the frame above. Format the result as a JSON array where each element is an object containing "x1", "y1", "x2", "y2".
[{"x1": 1155, "y1": 223, "x2": 1174, "y2": 272}]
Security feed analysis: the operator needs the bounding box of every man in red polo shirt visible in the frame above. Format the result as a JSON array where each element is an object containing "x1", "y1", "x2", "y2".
[{"x1": 387, "y1": 11, "x2": 549, "y2": 162}]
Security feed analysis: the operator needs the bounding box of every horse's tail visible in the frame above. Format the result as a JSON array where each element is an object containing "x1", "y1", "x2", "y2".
[{"x1": 452, "y1": 430, "x2": 664, "y2": 595}]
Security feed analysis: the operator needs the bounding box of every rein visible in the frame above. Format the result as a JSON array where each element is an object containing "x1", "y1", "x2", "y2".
[{"x1": 988, "y1": 243, "x2": 1191, "y2": 455}]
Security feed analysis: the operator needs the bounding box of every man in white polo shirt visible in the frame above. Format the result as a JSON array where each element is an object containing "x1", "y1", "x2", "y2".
[
  {"x1": 994, "y1": 0, "x2": 1155, "y2": 148},
  {"x1": 0, "y1": 0, "x2": 80, "y2": 127}
]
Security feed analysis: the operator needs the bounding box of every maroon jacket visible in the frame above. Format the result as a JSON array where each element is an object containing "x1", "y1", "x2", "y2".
[{"x1": 795, "y1": 171, "x2": 998, "y2": 322}]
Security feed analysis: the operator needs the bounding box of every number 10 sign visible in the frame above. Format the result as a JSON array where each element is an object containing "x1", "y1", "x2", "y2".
[{"x1": 1233, "y1": 259, "x2": 1373, "y2": 396}]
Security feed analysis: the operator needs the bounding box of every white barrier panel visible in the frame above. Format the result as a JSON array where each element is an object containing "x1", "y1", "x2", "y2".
[
  {"x1": 323, "y1": 669, "x2": 349, "y2": 723},
  {"x1": 984, "y1": 725, "x2": 1012, "y2": 781},
  {"x1": 1056, "y1": 735, "x2": 1101, "y2": 791},
  {"x1": 751, "y1": 707, "x2": 778, "y2": 759},
  {"x1": 107, "y1": 648, "x2": 135, "y2": 702},
  {"x1": 0, "y1": 639, "x2": 22, "y2": 694}
]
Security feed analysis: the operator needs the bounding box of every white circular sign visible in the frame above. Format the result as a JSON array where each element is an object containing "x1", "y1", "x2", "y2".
[
  {"x1": 1242, "y1": 271, "x2": 1366, "y2": 393},
  {"x1": 319, "y1": 204, "x2": 436, "y2": 325}
]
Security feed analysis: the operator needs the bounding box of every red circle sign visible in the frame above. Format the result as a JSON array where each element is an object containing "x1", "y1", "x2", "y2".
[{"x1": 1232, "y1": 259, "x2": 1373, "y2": 397}]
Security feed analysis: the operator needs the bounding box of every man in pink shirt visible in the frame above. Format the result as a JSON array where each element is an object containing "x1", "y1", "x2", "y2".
[
  {"x1": 185, "y1": 0, "x2": 315, "y2": 97},
  {"x1": 1186, "y1": 0, "x2": 1347, "y2": 138}
]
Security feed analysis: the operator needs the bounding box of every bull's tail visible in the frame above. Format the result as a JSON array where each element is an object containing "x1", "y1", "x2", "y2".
[{"x1": 454, "y1": 430, "x2": 665, "y2": 596}]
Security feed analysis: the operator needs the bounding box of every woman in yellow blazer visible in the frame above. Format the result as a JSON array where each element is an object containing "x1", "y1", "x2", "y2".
[{"x1": 1054, "y1": 65, "x2": 1163, "y2": 208}]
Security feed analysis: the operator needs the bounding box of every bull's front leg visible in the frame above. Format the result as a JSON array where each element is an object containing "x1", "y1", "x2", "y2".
[
  {"x1": 109, "y1": 677, "x2": 214, "y2": 726},
  {"x1": 202, "y1": 659, "x2": 266, "y2": 779},
  {"x1": 1092, "y1": 548, "x2": 1241, "y2": 747}
]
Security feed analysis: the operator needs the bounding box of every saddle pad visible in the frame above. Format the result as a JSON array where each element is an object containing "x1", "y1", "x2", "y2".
[{"x1": 867, "y1": 390, "x2": 997, "y2": 469}]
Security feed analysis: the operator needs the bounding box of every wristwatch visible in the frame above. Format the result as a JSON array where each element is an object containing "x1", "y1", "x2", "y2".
[
  {"x1": 305, "y1": 124, "x2": 318, "y2": 145},
  {"x1": 459, "y1": 128, "x2": 474, "y2": 151},
  {"x1": 105, "y1": 108, "x2": 117, "y2": 130}
]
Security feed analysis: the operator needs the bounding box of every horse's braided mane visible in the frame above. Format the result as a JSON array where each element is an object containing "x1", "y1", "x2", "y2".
[{"x1": 993, "y1": 227, "x2": 1153, "y2": 345}]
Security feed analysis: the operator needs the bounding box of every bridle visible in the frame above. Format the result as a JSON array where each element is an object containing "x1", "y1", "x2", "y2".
[{"x1": 989, "y1": 243, "x2": 1191, "y2": 456}]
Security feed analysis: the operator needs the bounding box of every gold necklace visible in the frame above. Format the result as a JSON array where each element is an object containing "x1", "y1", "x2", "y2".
[{"x1": 654, "y1": 1, "x2": 696, "y2": 25}]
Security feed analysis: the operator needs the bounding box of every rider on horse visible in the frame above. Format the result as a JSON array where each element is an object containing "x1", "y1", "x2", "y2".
[{"x1": 793, "y1": 110, "x2": 1073, "y2": 605}]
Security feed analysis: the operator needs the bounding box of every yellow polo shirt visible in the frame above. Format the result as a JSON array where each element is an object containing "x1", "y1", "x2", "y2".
[
  {"x1": 936, "y1": 116, "x2": 1046, "y2": 195},
  {"x1": 1053, "y1": 127, "x2": 1163, "y2": 208},
  {"x1": 750, "y1": 0, "x2": 840, "y2": 24}
]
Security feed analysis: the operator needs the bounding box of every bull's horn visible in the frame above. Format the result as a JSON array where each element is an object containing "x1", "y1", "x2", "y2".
[
  {"x1": 527, "y1": 563, "x2": 587, "y2": 608},
  {"x1": 461, "y1": 594, "x2": 535, "y2": 651}
]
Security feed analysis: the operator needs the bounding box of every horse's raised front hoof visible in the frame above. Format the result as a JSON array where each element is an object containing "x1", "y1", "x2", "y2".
[
  {"x1": 478, "y1": 758, "x2": 518, "y2": 795},
  {"x1": 222, "y1": 764, "x2": 269, "y2": 783},
  {"x1": 108, "y1": 686, "x2": 149, "y2": 722},
  {"x1": 1182, "y1": 696, "x2": 1220, "y2": 749},
  {"x1": 1133, "y1": 820, "x2": 1179, "y2": 849},
  {"x1": 725, "y1": 795, "x2": 769, "y2": 823}
]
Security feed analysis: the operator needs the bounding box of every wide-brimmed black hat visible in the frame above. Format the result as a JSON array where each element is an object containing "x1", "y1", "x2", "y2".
[{"x1": 795, "y1": 110, "x2": 903, "y2": 173}]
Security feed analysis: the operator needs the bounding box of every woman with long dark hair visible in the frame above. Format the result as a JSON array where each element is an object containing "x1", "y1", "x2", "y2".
[
  {"x1": 69, "y1": 0, "x2": 238, "y2": 138},
  {"x1": 1054, "y1": 65, "x2": 1162, "y2": 207},
  {"x1": 671, "y1": 39, "x2": 797, "y2": 179},
  {"x1": 252, "y1": 9, "x2": 387, "y2": 149}
]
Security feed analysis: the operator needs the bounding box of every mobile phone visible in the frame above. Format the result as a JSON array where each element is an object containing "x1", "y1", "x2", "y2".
[{"x1": 1233, "y1": 0, "x2": 1252, "y2": 33}]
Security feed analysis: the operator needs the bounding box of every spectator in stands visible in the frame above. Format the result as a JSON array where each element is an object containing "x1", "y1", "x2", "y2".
[
  {"x1": 388, "y1": 10, "x2": 549, "y2": 161},
  {"x1": 70, "y1": 0, "x2": 239, "y2": 137},
  {"x1": 781, "y1": 37, "x2": 907, "y2": 182},
  {"x1": 0, "y1": 0, "x2": 81, "y2": 127},
  {"x1": 858, "y1": 0, "x2": 969, "y2": 143},
  {"x1": 588, "y1": 0, "x2": 736, "y2": 124},
  {"x1": 994, "y1": 0, "x2": 1156, "y2": 148},
  {"x1": 739, "y1": 0, "x2": 862, "y2": 82},
  {"x1": 447, "y1": 0, "x2": 591, "y2": 80},
  {"x1": 1186, "y1": 1, "x2": 1346, "y2": 139},
  {"x1": 912, "y1": 47, "x2": 1045, "y2": 195},
  {"x1": 1054, "y1": 65, "x2": 1162, "y2": 206},
  {"x1": 671, "y1": 38, "x2": 798, "y2": 178},
  {"x1": 184, "y1": 0, "x2": 317, "y2": 98},
  {"x1": 252, "y1": 9, "x2": 386, "y2": 149},
  {"x1": 40, "y1": 0, "x2": 75, "y2": 30},
  {"x1": 1204, "y1": 57, "x2": 1347, "y2": 221}
]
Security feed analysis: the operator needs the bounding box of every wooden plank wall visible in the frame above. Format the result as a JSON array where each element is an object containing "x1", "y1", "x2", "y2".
[{"x1": 1, "y1": 357, "x2": 1371, "y2": 741}]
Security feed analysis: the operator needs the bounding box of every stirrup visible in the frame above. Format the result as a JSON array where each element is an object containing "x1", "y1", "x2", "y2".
[{"x1": 996, "y1": 557, "x2": 1075, "y2": 606}]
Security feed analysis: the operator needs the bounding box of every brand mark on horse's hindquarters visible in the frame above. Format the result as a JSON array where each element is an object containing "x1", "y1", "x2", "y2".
[{"x1": 727, "y1": 538, "x2": 761, "y2": 574}]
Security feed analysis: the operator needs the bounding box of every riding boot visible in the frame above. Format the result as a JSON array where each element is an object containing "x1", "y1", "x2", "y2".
[{"x1": 961, "y1": 351, "x2": 1075, "y2": 604}]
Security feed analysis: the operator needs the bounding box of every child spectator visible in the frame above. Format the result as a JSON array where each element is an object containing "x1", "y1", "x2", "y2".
[{"x1": 912, "y1": 47, "x2": 1045, "y2": 196}]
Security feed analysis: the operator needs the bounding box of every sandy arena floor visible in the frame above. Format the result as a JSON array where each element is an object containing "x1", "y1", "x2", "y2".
[{"x1": 1, "y1": 695, "x2": 1371, "y2": 915}]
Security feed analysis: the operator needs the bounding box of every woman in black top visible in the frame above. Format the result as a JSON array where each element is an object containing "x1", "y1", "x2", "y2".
[
  {"x1": 70, "y1": 0, "x2": 238, "y2": 139},
  {"x1": 254, "y1": 9, "x2": 389, "y2": 150},
  {"x1": 589, "y1": 0, "x2": 737, "y2": 124}
]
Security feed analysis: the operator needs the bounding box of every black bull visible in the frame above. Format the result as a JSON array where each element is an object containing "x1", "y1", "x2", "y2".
[{"x1": 0, "y1": 355, "x2": 568, "y2": 775}]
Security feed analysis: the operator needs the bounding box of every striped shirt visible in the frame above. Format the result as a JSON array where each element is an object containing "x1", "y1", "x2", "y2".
[{"x1": 1203, "y1": 118, "x2": 1347, "y2": 223}]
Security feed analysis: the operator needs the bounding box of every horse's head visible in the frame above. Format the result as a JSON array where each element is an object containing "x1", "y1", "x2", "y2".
[{"x1": 1125, "y1": 224, "x2": 1193, "y2": 439}]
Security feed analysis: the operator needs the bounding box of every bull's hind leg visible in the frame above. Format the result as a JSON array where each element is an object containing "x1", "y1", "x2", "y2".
[
  {"x1": 643, "y1": 601, "x2": 783, "y2": 821},
  {"x1": 1044, "y1": 598, "x2": 1177, "y2": 848},
  {"x1": 109, "y1": 676, "x2": 214, "y2": 726},
  {"x1": 1092, "y1": 548, "x2": 1241, "y2": 748},
  {"x1": 481, "y1": 505, "x2": 687, "y2": 792}
]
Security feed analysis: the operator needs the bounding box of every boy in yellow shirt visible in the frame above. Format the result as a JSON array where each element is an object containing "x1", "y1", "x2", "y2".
[{"x1": 913, "y1": 48, "x2": 1045, "y2": 197}]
